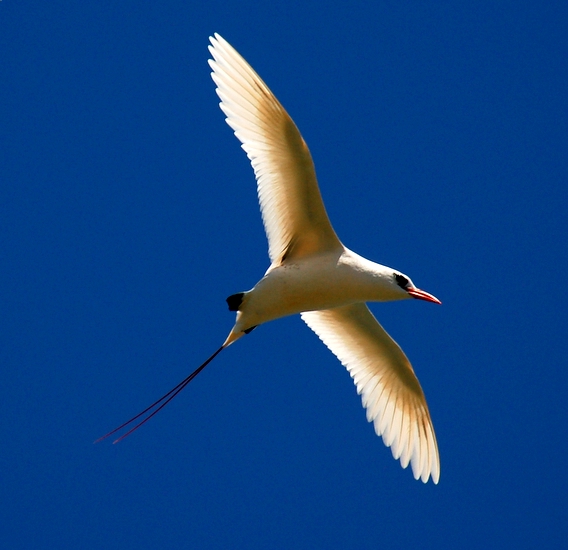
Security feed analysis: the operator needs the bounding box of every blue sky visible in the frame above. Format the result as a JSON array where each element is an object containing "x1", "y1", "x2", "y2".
[{"x1": 1, "y1": 1, "x2": 567, "y2": 548}]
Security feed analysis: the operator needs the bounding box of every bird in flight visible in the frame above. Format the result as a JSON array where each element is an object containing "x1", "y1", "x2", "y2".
[{"x1": 98, "y1": 33, "x2": 442, "y2": 484}]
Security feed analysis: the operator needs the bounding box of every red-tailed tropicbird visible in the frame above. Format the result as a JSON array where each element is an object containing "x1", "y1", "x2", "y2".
[{"x1": 98, "y1": 34, "x2": 442, "y2": 484}]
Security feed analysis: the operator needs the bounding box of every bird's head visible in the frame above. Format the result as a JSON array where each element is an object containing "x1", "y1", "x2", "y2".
[{"x1": 393, "y1": 272, "x2": 441, "y2": 304}]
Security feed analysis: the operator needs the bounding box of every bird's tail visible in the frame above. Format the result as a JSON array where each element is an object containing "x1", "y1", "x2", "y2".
[{"x1": 95, "y1": 344, "x2": 226, "y2": 444}]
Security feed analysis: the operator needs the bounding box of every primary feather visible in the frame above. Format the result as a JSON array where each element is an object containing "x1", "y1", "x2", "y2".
[{"x1": 208, "y1": 33, "x2": 341, "y2": 264}]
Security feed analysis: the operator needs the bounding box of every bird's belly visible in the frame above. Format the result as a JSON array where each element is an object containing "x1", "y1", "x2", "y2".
[{"x1": 241, "y1": 259, "x2": 373, "y2": 326}]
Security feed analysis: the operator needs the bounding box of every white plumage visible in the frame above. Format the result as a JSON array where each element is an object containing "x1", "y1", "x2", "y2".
[
  {"x1": 99, "y1": 34, "x2": 442, "y2": 485},
  {"x1": 209, "y1": 34, "x2": 441, "y2": 483},
  {"x1": 302, "y1": 305, "x2": 439, "y2": 483},
  {"x1": 209, "y1": 34, "x2": 340, "y2": 264}
]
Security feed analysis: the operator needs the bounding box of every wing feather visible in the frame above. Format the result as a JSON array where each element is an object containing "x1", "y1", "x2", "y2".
[
  {"x1": 209, "y1": 34, "x2": 341, "y2": 263},
  {"x1": 301, "y1": 303, "x2": 440, "y2": 483}
]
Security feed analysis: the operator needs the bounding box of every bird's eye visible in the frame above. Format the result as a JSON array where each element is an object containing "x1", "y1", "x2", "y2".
[{"x1": 394, "y1": 274, "x2": 409, "y2": 289}]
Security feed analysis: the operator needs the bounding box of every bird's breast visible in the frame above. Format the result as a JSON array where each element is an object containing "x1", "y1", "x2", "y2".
[{"x1": 239, "y1": 253, "x2": 384, "y2": 327}]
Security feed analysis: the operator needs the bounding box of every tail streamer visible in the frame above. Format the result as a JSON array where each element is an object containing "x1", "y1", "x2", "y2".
[{"x1": 95, "y1": 345, "x2": 225, "y2": 444}]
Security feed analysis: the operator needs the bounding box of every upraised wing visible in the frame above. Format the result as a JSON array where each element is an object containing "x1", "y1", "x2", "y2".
[
  {"x1": 301, "y1": 303, "x2": 440, "y2": 483},
  {"x1": 208, "y1": 34, "x2": 342, "y2": 264}
]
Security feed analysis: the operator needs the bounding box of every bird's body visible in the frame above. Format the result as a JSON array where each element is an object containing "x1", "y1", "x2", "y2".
[
  {"x1": 99, "y1": 33, "x2": 443, "y2": 485},
  {"x1": 225, "y1": 248, "x2": 418, "y2": 346}
]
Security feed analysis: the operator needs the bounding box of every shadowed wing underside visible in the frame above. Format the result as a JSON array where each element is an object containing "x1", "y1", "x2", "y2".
[
  {"x1": 208, "y1": 34, "x2": 341, "y2": 264},
  {"x1": 302, "y1": 303, "x2": 440, "y2": 483}
]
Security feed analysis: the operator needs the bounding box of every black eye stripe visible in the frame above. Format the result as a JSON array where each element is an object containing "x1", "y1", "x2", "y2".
[{"x1": 395, "y1": 274, "x2": 409, "y2": 289}]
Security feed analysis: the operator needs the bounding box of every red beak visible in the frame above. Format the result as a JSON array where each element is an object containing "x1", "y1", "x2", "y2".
[{"x1": 407, "y1": 288, "x2": 442, "y2": 305}]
